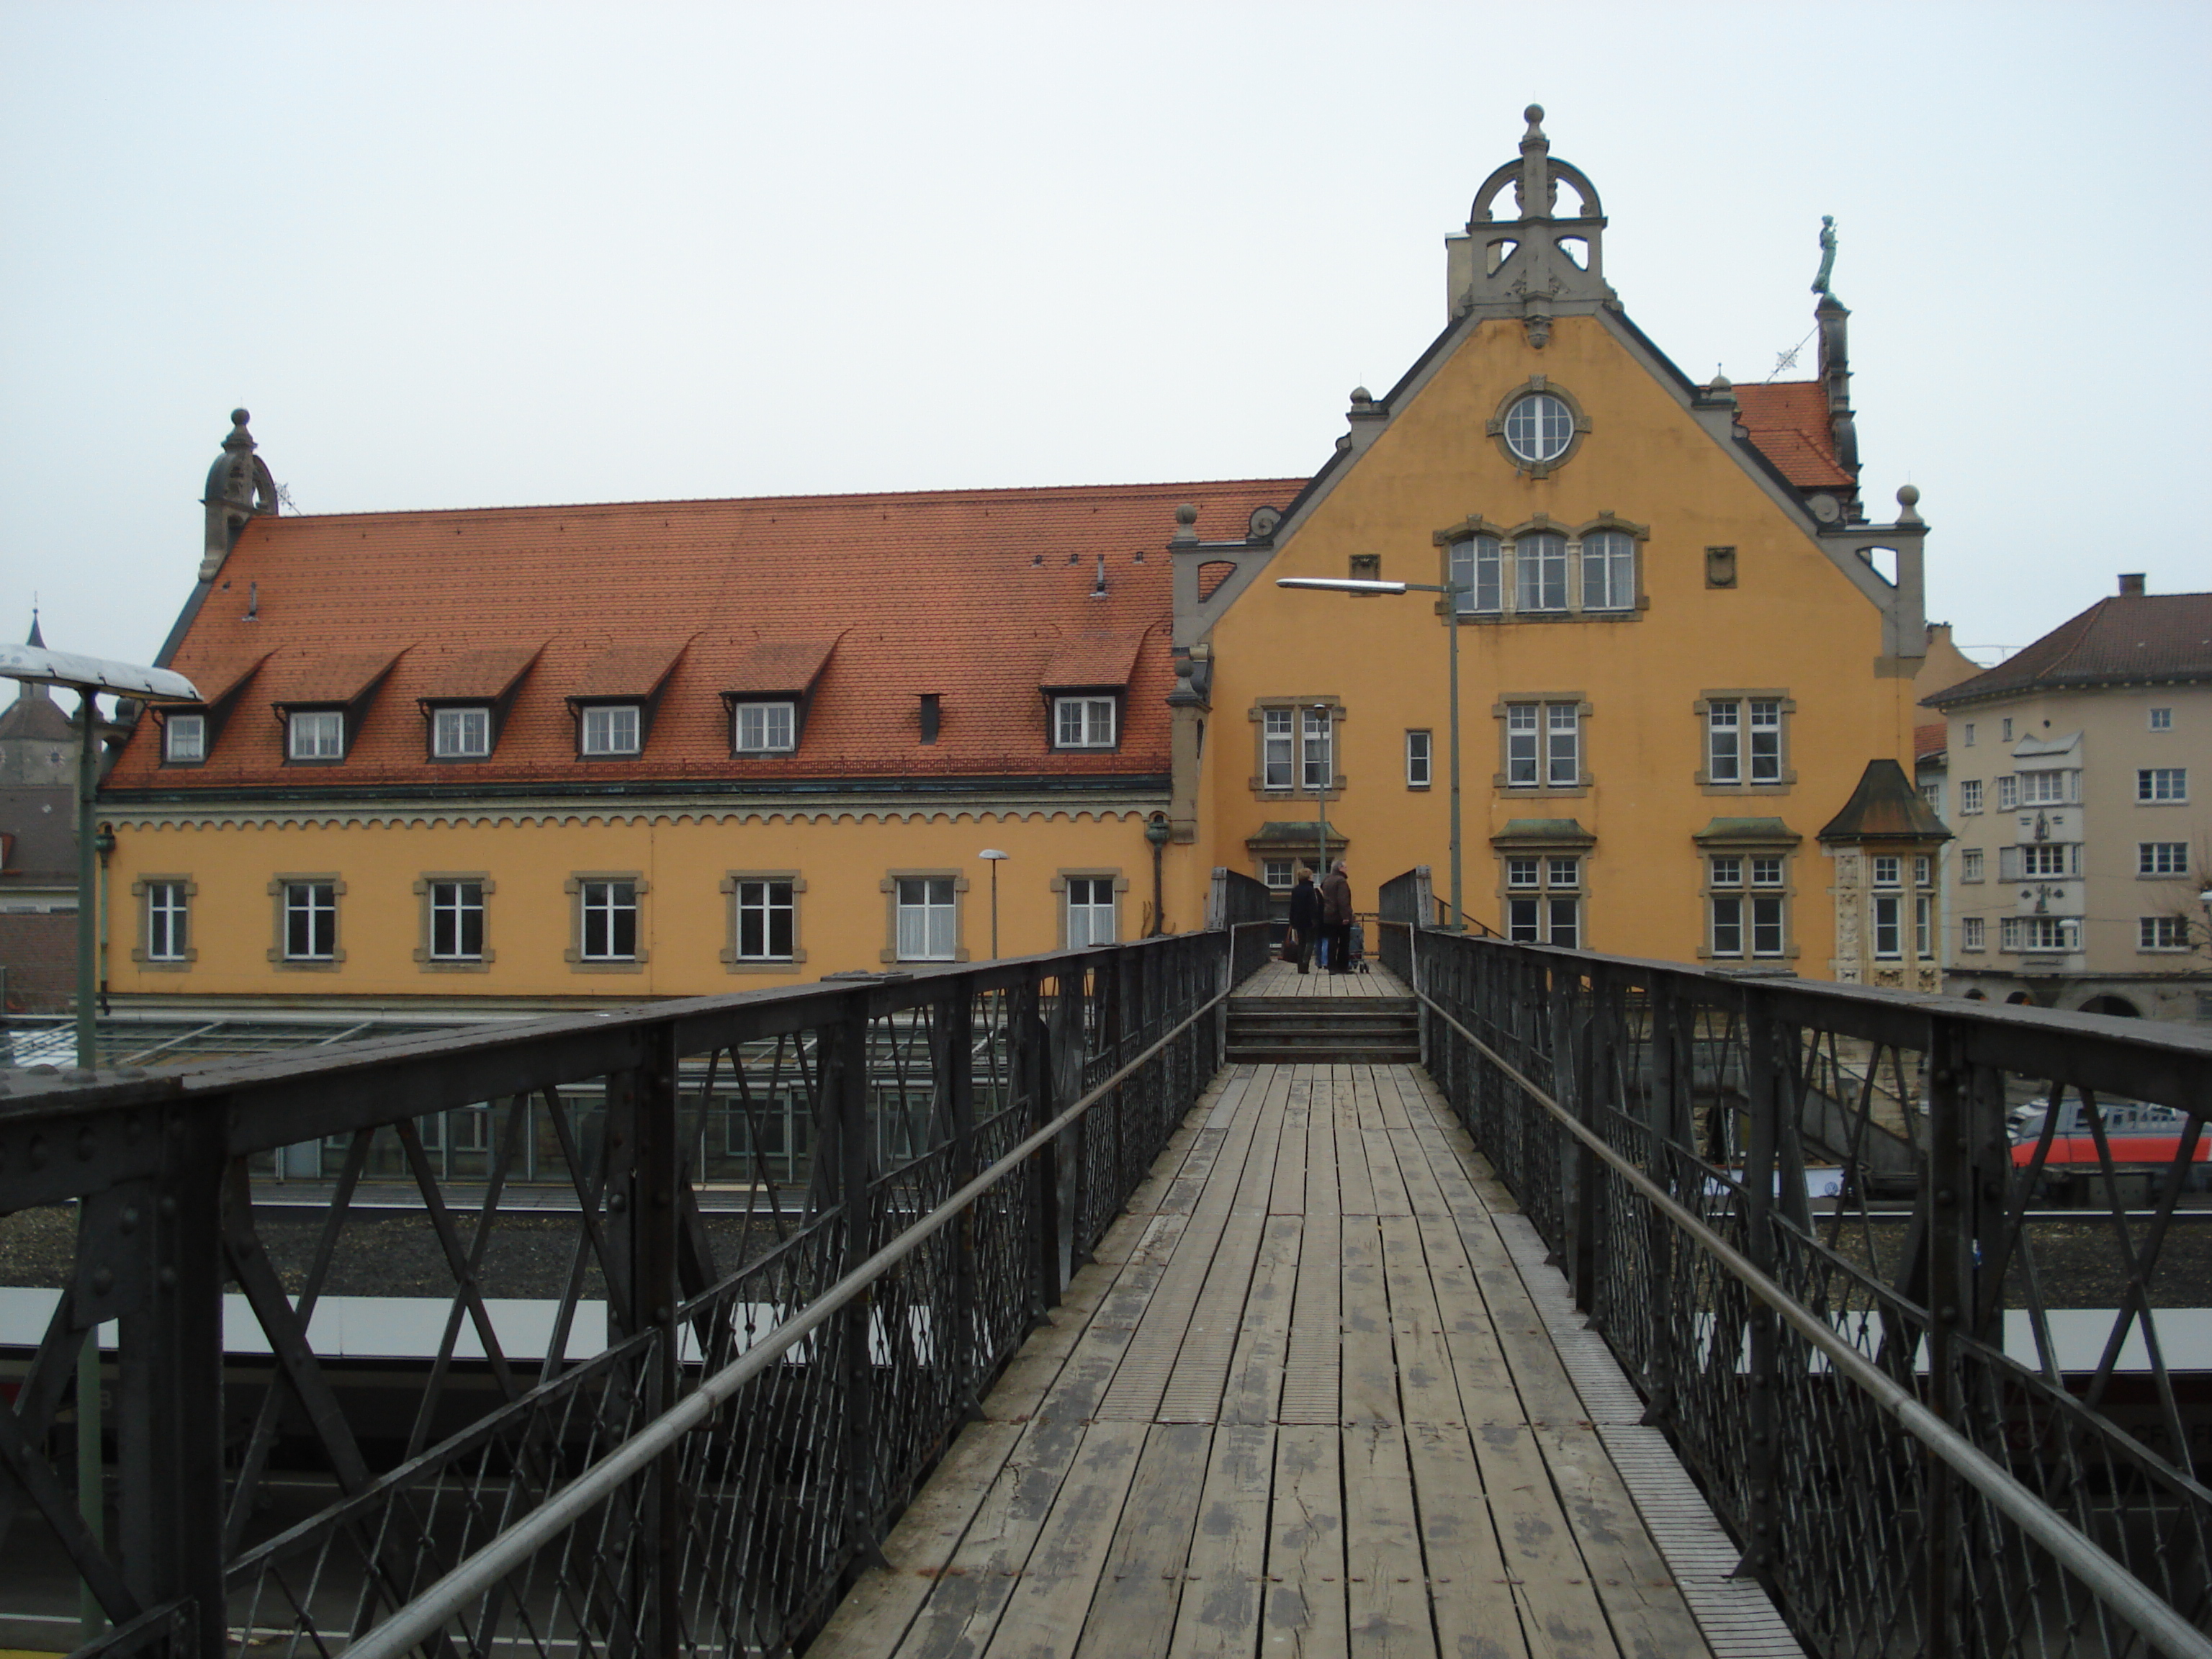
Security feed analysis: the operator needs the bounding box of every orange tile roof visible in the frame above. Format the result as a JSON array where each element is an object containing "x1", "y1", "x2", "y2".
[
  {"x1": 112, "y1": 480, "x2": 1303, "y2": 793},
  {"x1": 266, "y1": 647, "x2": 406, "y2": 707},
  {"x1": 570, "y1": 637, "x2": 692, "y2": 701},
  {"x1": 1731, "y1": 382, "x2": 1854, "y2": 490},
  {"x1": 1040, "y1": 631, "x2": 1144, "y2": 689},
  {"x1": 722, "y1": 635, "x2": 842, "y2": 696},
  {"x1": 420, "y1": 644, "x2": 542, "y2": 702},
  {"x1": 1913, "y1": 721, "x2": 1946, "y2": 761}
]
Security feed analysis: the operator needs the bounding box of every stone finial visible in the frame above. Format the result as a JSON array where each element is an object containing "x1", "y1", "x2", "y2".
[
  {"x1": 1171, "y1": 503, "x2": 1199, "y2": 545},
  {"x1": 1895, "y1": 484, "x2": 1922, "y2": 526},
  {"x1": 1349, "y1": 386, "x2": 1373, "y2": 409},
  {"x1": 200, "y1": 406, "x2": 279, "y2": 581},
  {"x1": 1521, "y1": 105, "x2": 1547, "y2": 150}
]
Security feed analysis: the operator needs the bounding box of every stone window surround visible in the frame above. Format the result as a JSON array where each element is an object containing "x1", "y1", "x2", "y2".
[
  {"x1": 1696, "y1": 849, "x2": 1799, "y2": 963},
  {"x1": 565, "y1": 871, "x2": 649, "y2": 973},
  {"x1": 1050, "y1": 868, "x2": 1130, "y2": 948},
  {"x1": 1693, "y1": 689, "x2": 1797, "y2": 794},
  {"x1": 1485, "y1": 374, "x2": 1593, "y2": 478},
  {"x1": 414, "y1": 872, "x2": 495, "y2": 973},
  {"x1": 1432, "y1": 510, "x2": 1650, "y2": 625},
  {"x1": 1248, "y1": 696, "x2": 1345, "y2": 800},
  {"x1": 268, "y1": 873, "x2": 346, "y2": 971},
  {"x1": 720, "y1": 871, "x2": 807, "y2": 973},
  {"x1": 1491, "y1": 691, "x2": 1591, "y2": 797},
  {"x1": 881, "y1": 868, "x2": 971, "y2": 965},
  {"x1": 130, "y1": 873, "x2": 197, "y2": 969}
]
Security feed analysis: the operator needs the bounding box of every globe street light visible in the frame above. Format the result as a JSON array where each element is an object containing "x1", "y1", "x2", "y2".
[{"x1": 1277, "y1": 576, "x2": 1467, "y2": 932}]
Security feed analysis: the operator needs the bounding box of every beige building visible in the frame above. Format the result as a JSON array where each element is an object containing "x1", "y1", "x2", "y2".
[{"x1": 1926, "y1": 576, "x2": 2212, "y2": 1020}]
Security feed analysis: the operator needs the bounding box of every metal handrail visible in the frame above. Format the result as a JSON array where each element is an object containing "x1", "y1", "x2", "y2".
[
  {"x1": 1421, "y1": 989, "x2": 2212, "y2": 1659},
  {"x1": 343, "y1": 977, "x2": 1233, "y2": 1659}
]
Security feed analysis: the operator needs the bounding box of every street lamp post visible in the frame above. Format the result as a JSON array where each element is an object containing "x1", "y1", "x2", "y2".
[
  {"x1": 979, "y1": 849, "x2": 1010, "y2": 958},
  {"x1": 1277, "y1": 575, "x2": 1467, "y2": 932},
  {"x1": 1143, "y1": 814, "x2": 1172, "y2": 936}
]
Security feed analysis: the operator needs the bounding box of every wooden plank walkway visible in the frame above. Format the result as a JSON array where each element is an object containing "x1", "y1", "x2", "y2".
[{"x1": 814, "y1": 968, "x2": 1789, "y2": 1659}]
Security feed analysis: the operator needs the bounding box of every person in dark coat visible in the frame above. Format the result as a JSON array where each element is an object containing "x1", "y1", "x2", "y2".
[
  {"x1": 1320, "y1": 861, "x2": 1354, "y2": 975},
  {"x1": 1285, "y1": 866, "x2": 1323, "y2": 974}
]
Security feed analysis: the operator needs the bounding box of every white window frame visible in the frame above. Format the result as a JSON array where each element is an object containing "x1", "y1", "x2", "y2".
[
  {"x1": 896, "y1": 876, "x2": 958, "y2": 961},
  {"x1": 1871, "y1": 894, "x2": 1902, "y2": 960},
  {"x1": 2001, "y1": 916, "x2": 2080, "y2": 953},
  {"x1": 1502, "y1": 392, "x2": 1574, "y2": 464},
  {"x1": 579, "y1": 880, "x2": 639, "y2": 961},
  {"x1": 2018, "y1": 770, "x2": 2074, "y2": 806},
  {"x1": 733, "y1": 701, "x2": 797, "y2": 755},
  {"x1": 163, "y1": 714, "x2": 205, "y2": 763},
  {"x1": 287, "y1": 709, "x2": 344, "y2": 761},
  {"x1": 428, "y1": 880, "x2": 486, "y2": 961},
  {"x1": 1515, "y1": 532, "x2": 1568, "y2": 613},
  {"x1": 1262, "y1": 709, "x2": 1295, "y2": 790},
  {"x1": 732, "y1": 878, "x2": 796, "y2": 961},
  {"x1": 1504, "y1": 701, "x2": 1581, "y2": 790},
  {"x1": 1961, "y1": 916, "x2": 1985, "y2": 953},
  {"x1": 1961, "y1": 849, "x2": 1985, "y2": 882},
  {"x1": 284, "y1": 881, "x2": 338, "y2": 961},
  {"x1": 1451, "y1": 523, "x2": 1637, "y2": 620},
  {"x1": 2149, "y1": 706, "x2": 2173, "y2": 732},
  {"x1": 2139, "y1": 768, "x2": 2188, "y2": 802},
  {"x1": 1503, "y1": 853, "x2": 1580, "y2": 947},
  {"x1": 2018, "y1": 843, "x2": 2078, "y2": 879},
  {"x1": 433, "y1": 706, "x2": 492, "y2": 759},
  {"x1": 146, "y1": 881, "x2": 189, "y2": 961},
  {"x1": 1915, "y1": 894, "x2": 1933, "y2": 958},
  {"x1": 1065, "y1": 876, "x2": 1118, "y2": 948},
  {"x1": 1262, "y1": 858, "x2": 1295, "y2": 891},
  {"x1": 1053, "y1": 696, "x2": 1117, "y2": 750},
  {"x1": 1959, "y1": 779, "x2": 1983, "y2": 814},
  {"x1": 2139, "y1": 842, "x2": 2190, "y2": 876},
  {"x1": 1580, "y1": 529, "x2": 1636, "y2": 612},
  {"x1": 581, "y1": 705, "x2": 642, "y2": 756},
  {"x1": 1997, "y1": 775, "x2": 2018, "y2": 810},
  {"x1": 1300, "y1": 708, "x2": 1331, "y2": 791},
  {"x1": 2140, "y1": 915, "x2": 2191, "y2": 951},
  {"x1": 1707, "y1": 853, "x2": 1789, "y2": 961},
  {"x1": 1406, "y1": 729, "x2": 1432, "y2": 788}
]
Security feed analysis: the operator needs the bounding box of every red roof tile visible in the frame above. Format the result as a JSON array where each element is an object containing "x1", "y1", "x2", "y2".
[
  {"x1": 112, "y1": 480, "x2": 1303, "y2": 792},
  {"x1": 418, "y1": 644, "x2": 543, "y2": 702},
  {"x1": 721, "y1": 635, "x2": 842, "y2": 696},
  {"x1": 267, "y1": 647, "x2": 408, "y2": 708},
  {"x1": 1912, "y1": 722, "x2": 1946, "y2": 761},
  {"x1": 1732, "y1": 382, "x2": 1854, "y2": 490},
  {"x1": 1040, "y1": 631, "x2": 1143, "y2": 689},
  {"x1": 570, "y1": 637, "x2": 692, "y2": 701}
]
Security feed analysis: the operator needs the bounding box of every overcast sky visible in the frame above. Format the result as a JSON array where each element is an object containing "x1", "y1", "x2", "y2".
[{"x1": 4, "y1": 1, "x2": 2206, "y2": 677}]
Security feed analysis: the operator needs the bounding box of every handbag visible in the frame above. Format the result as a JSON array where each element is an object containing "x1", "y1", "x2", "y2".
[{"x1": 1281, "y1": 928, "x2": 1299, "y2": 951}]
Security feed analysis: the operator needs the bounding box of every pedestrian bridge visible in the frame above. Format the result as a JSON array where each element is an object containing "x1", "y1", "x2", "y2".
[{"x1": 2, "y1": 881, "x2": 2209, "y2": 1659}]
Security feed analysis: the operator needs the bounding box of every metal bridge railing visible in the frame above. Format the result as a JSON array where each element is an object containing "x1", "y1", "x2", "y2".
[
  {"x1": 1406, "y1": 927, "x2": 2212, "y2": 1659},
  {"x1": 0, "y1": 927, "x2": 1256, "y2": 1659}
]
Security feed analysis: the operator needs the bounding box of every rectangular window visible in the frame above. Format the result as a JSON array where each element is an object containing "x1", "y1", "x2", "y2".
[
  {"x1": 1449, "y1": 536, "x2": 1503, "y2": 614},
  {"x1": 2141, "y1": 915, "x2": 2190, "y2": 950},
  {"x1": 580, "y1": 881, "x2": 639, "y2": 960},
  {"x1": 1751, "y1": 896, "x2": 1785, "y2": 958},
  {"x1": 1054, "y1": 696, "x2": 1116, "y2": 749},
  {"x1": 1547, "y1": 855, "x2": 1579, "y2": 888},
  {"x1": 1505, "y1": 701, "x2": 1578, "y2": 788},
  {"x1": 1710, "y1": 855, "x2": 1743, "y2": 888},
  {"x1": 2020, "y1": 843, "x2": 2077, "y2": 878},
  {"x1": 164, "y1": 714, "x2": 205, "y2": 763},
  {"x1": 1960, "y1": 779, "x2": 1983, "y2": 814},
  {"x1": 1516, "y1": 533, "x2": 1568, "y2": 611},
  {"x1": 2139, "y1": 768, "x2": 2188, "y2": 802},
  {"x1": 1914, "y1": 894, "x2": 1932, "y2": 958},
  {"x1": 1707, "y1": 702, "x2": 1740, "y2": 785},
  {"x1": 433, "y1": 707, "x2": 491, "y2": 758},
  {"x1": 1963, "y1": 722, "x2": 1976, "y2": 747},
  {"x1": 1921, "y1": 781, "x2": 1943, "y2": 819},
  {"x1": 1913, "y1": 855, "x2": 1933, "y2": 887},
  {"x1": 734, "y1": 879, "x2": 796, "y2": 960},
  {"x1": 1999, "y1": 845, "x2": 2021, "y2": 881},
  {"x1": 288, "y1": 710, "x2": 344, "y2": 760},
  {"x1": 1263, "y1": 709, "x2": 1293, "y2": 790},
  {"x1": 1581, "y1": 531, "x2": 1636, "y2": 611},
  {"x1": 146, "y1": 881, "x2": 189, "y2": 961},
  {"x1": 582, "y1": 705, "x2": 641, "y2": 755},
  {"x1": 896, "y1": 876, "x2": 958, "y2": 961},
  {"x1": 1872, "y1": 855, "x2": 1900, "y2": 887},
  {"x1": 1546, "y1": 897, "x2": 1579, "y2": 948},
  {"x1": 1711, "y1": 896, "x2": 1743, "y2": 957},
  {"x1": 1709, "y1": 852, "x2": 1789, "y2": 959},
  {"x1": 1406, "y1": 729, "x2": 1432, "y2": 788},
  {"x1": 1506, "y1": 857, "x2": 1539, "y2": 889},
  {"x1": 2001, "y1": 916, "x2": 2080, "y2": 952},
  {"x1": 1961, "y1": 849, "x2": 1984, "y2": 881},
  {"x1": 1997, "y1": 775, "x2": 2018, "y2": 810},
  {"x1": 1750, "y1": 855, "x2": 1784, "y2": 888},
  {"x1": 2001, "y1": 718, "x2": 2013, "y2": 741},
  {"x1": 1301, "y1": 709, "x2": 1331, "y2": 791},
  {"x1": 284, "y1": 882, "x2": 337, "y2": 961},
  {"x1": 1747, "y1": 701, "x2": 1781, "y2": 783},
  {"x1": 2018, "y1": 770, "x2": 2073, "y2": 806},
  {"x1": 1961, "y1": 916, "x2": 1985, "y2": 952},
  {"x1": 1262, "y1": 858, "x2": 1295, "y2": 890},
  {"x1": 2140, "y1": 842, "x2": 2189, "y2": 876},
  {"x1": 429, "y1": 881, "x2": 485, "y2": 960},
  {"x1": 1066, "y1": 877, "x2": 1118, "y2": 947},
  {"x1": 734, "y1": 701, "x2": 796, "y2": 754},
  {"x1": 2149, "y1": 707, "x2": 2173, "y2": 731},
  {"x1": 1871, "y1": 894, "x2": 1902, "y2": 959},
  {"x1": 1502, "y1": 850, "x2": 1581, "y2": 945}
]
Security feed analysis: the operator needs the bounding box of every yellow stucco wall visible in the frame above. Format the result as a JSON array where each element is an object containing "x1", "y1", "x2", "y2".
[
  {"x1": 104, "y1": 810, "x2": 1187, "y2": 1000},
  {"x1": 1197, "y1": 313, "x2": 1923, "y2": 971}
]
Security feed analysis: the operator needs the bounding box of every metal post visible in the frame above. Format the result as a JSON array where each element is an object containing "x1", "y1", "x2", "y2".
[
  {"x1": 1445, "y1": 585, "x2": 1463, "y2": 932},
  {"x1": 835, "y1": 999, "x2": 881, "y2": 1558},
  {"x1": 941, "y1": 989, "x2": 979, "y2": 1412},
  {"x1": 1737, "y1": 997, "x2": 1781, "y2": 1587},
  {"x1": 72, "y1": 691, "x2": 103, "y2": 1642},
  {"x1": 633, "y1": 1029, "x2": 682, "y2": 1659},
  {"x1": 1922, "y1": 1017, "x2": 1966, "y2": 1658}
]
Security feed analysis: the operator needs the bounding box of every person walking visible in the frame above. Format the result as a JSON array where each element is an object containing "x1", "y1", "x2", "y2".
[
  {"x1": 1320, "y1": 860, "x2": 1354, "y2": 976},
  {"x1": 1285, "y1": 865, "x2": 1323, "y2": 974}
]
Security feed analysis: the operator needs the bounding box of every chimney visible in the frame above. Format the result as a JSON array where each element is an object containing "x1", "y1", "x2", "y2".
[{"x1": 2118, "y1": 572, "x2": 2146, "y2": 596}]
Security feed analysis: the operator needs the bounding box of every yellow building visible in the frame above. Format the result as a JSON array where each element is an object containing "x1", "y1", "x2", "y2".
[
  {"x1": 99, "y1": 109, "x2": 1940, "y2": 1011},
  {"x1": 1172, "y1": 108, "x2": 1943, "y2": 986}
]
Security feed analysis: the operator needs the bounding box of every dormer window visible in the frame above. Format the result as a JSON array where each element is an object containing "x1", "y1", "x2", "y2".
[
  {"x1": 581, "y1": 705, "x2": 641, "y2": 755},
  {"x1": 164, "y1": 714, "x2": 206, "y2": 763},
  {"x1": 734, "y1": 701, "x2": 796, "y2": 754},
  {"x1": 433, "y1": 706, "x2": 492, "y2": 758},
  {"x1": 288, "y1": 709, "x2": 346, "y2": 760},
  {"x1": 1054, "y1": 696, "x2": 1117, "y2": 749}
]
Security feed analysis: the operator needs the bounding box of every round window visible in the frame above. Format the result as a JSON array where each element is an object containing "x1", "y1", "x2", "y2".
[{"x1": 1503, "y1": 392, "x2": 1573, "y2": 464}]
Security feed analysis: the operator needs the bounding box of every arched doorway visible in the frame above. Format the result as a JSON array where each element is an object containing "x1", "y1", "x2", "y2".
[
  {"x1": 2005, "y1": 990, "x2": 2036, "y2": 1007},
  {"x1": 1961, "y1": 989, "x2": 1987, "y2": 1001},
  {"x1": 2077, "y1": 994, "x2": 2141, "y2": 1018}
]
